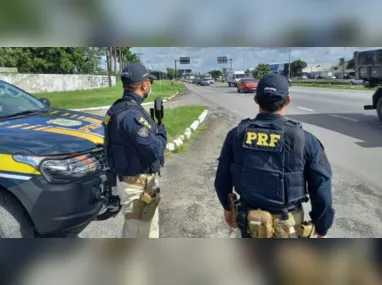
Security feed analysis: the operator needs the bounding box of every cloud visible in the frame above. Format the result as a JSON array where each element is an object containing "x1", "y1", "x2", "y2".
[{"x1": 128, "y1": 47, "x2": 381, "y2": 73}]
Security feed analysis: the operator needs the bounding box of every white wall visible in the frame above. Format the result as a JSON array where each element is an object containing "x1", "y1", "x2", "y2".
[{"x1": 0, "y1": 74, "x2": 117, "y2": 94}]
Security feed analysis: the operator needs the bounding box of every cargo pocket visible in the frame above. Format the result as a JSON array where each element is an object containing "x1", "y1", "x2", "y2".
[
  {"x1": 241, "y1": 168, "x2": 284, "y2": 206},
  {"x1": 284, "y1": 172, "x2": 305, "y2": 204},
  {"x1": 111, "y1": 145, "x2": 129, "y2": 172}
]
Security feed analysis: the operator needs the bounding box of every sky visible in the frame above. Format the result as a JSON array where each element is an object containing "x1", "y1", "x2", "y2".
[{"x1": 122, "y1": 47, "x2": 382, "y2": 74}]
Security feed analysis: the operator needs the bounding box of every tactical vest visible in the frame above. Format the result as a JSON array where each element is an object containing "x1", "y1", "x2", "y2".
[
  {"x1": 230, "y1": 117, "x2": 308, "y2": 214},
  {"x1": 102, "y1": 97, "x2": 160, "y2": 176}
]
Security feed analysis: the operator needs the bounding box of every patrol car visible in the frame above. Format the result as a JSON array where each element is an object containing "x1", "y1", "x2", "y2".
[{"x1": 0, "y1": 80, "x2": 120, "y2": 238}]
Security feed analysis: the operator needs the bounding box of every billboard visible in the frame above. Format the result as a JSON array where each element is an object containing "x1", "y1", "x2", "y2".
[
  {"x1": 179, "y1": 57, "x2": 190, "y2": 64},
  {"x1": 217, "y1": 56, "x2": 228, "y2": 64}
]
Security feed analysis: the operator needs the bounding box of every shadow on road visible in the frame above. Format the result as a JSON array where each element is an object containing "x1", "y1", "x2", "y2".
[{"x1": 287, "y1": 112, "x2": 382, "y2": 148}]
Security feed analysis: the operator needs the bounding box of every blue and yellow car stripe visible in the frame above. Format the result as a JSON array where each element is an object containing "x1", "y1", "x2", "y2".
[
  {"x1": 48, "y1": 110, "x2": 103, "y2": 125},
  {"x1": 6, "y1": 123, "x2": 104, "y2": 144},
  {"x1": 0, "y1": 154, "x2": 41, "y2": 175}
]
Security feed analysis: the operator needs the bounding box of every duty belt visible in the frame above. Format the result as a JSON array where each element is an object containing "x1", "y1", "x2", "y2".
[{"x1": 120, "y1": 173, "x2": 157, "y2": 186}]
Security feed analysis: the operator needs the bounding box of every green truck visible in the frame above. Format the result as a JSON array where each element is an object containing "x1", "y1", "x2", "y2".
[{"x1": 357, "y1": 49, "x2": 382, "y2": 122}]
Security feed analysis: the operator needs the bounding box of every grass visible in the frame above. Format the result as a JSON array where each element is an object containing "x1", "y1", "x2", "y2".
[
  {"x1": 173, "y1": 123, "x2": 207, "y2": 154},
  {"x1": 33, "y1": 80, "x2": 185, "y2": 109},
  {"x1": 293, "y1": 83, "x2": 376, "y2": 91},
  {"x1": 291, "y1": 79, "x2": 350, "y2": 84},
  {"x1": 162, "y1": 105, "x2": 207, "y2": 142}
]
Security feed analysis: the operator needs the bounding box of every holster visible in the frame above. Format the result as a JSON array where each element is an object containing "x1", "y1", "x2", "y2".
[
  {"x1": 247, "y1": 210, "x2": 274, "y2": 238},
  {"x1": 297, "y1": 221, "x2": 315, "y2": 238},
  {"x1": 123, "y1": 174, "x2": 161, "y2": 222}
]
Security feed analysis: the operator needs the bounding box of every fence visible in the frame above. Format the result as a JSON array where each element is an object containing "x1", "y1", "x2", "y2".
[{"x1": 0, "y1": 74, "x2": 117, "y2": 93}]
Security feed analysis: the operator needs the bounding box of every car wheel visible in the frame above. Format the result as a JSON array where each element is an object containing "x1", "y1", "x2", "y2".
[
  {"x1": 237, "y1": 88, "x2": 240, "y2": 93},
  {"x1": 0, "y1": 190, "x2": 36, "y2": 238},
  {"x1": 228, "y1": 82, "x2": 231, "y2": 87}
]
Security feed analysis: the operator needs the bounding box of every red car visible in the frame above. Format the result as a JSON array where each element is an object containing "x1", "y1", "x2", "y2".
[{"x1": 237, "y1": 78, "x2": 258, "y2": 93}]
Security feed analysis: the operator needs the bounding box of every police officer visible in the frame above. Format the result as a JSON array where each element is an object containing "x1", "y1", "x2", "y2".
[
  {"x1": 214, "y1": 73, "x2": 335, "y2": 238},
  {"x1": 103, "y1": 63, "x2": 167, "y2": 238}
]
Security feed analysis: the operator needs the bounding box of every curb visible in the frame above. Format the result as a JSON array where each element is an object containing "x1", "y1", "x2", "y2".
[
  {"x1": 166, "y1": 109, "x2": 209, "y2": 153},
  {"x1": 70, "y1": 89, "x2": 181, "y2": 112}
]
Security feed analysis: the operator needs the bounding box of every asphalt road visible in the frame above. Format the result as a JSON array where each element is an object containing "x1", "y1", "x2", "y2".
[{"x1": 78, "y1": 84, "x2": 382, "y2": 238}]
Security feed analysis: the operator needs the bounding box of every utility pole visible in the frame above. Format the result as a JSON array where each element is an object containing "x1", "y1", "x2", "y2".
[
  {"x1": 174, "y1": 59, "x2": 178, "y2": 80},
  {"x1": 119, "y1": 47, "x2": 123, "y2": 72},
  {"x1": 288, "y1": 48, "x2": 291, "y2": 78},
  {"x1": 229, "y1": 58, "x2": 233, "y2": 69},
  {"x1": 107, "y1": 47, "x2": 112, "y2": 87},
  {"x1": 146, "y1": 61, "x2": 151, "y2": 72},
  {"x1": 113, "y1": 47, "x2": 117, "y2": 72}
]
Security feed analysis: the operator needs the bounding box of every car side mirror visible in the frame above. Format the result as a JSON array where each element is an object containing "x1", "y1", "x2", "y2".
[{"x1": 40, "y1": 97, "x2": 51, "y2": 107}]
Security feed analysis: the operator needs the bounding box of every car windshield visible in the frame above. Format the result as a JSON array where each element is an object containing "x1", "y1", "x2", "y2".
[
  {"x1": 235, "y1": 74, "x2": 245, "y2": 79},
  {"x1": 203, "y1": 79, "x2": 209, "y2": 81},
  {"x1": 0, "y1": 81, "x2": 47, "y2": 118},
  {"x1": 244, "y1": 79, "x2": 256, "y2": 83}
]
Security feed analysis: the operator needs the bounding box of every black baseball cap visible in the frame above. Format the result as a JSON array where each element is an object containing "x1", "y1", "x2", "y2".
[
  {"x1": 256, "y1": 73, "x2": 289, "y2": 100},
  {"x1": 121, "y1": 63, "x2": 157, "y2": 84}
]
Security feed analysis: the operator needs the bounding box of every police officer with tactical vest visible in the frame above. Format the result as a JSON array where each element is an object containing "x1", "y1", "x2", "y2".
[
  {"x1": 214, "y1": 73, "x2": 335, "y2": 238},
  {"x1": 103, "y1": 63, "x2": 167, "y2": 238}
]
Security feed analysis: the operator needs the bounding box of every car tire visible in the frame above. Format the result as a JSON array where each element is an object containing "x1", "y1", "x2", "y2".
[
  {"x1": 237, "y1": 88, "x2": 240, "y2": 93},
  {"x1": 377, "y1": 97, "x2": 382, "y2": 123},
  {"x1": 0, "y1": 190, "x2": 36, "y2": 238},
  {"x1": 228, "y1": 82, "x2": 231, "y2": 87}
]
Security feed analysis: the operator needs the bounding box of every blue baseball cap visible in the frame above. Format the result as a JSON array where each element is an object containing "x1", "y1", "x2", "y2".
[
  {"x1": 121, "y1": 63, "x2": 157, "y2": 84},
  {"x1": 256, "y1": 73, "x2": 290, "y2": 99}
]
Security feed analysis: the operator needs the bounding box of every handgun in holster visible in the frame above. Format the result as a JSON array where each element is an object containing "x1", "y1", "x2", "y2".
[{"x1": 228, "y1": 193, "x2": 244, "y2": 226}]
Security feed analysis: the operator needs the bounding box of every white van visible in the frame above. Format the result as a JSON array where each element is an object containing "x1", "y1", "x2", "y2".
[{"x1": 226, "y1": 70, "x2": 246, "y2": 87}]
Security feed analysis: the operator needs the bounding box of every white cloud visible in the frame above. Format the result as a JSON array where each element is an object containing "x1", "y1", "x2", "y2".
[{"x1": 128, "y1": 47, "x2": 381, "y2": 73}]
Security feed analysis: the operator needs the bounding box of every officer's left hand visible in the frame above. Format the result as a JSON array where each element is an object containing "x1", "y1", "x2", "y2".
[{"x1": 224, "y1": 210, "x2": 237, "y2": 228}]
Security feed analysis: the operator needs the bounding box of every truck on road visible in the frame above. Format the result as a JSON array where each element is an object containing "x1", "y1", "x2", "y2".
[
  {"x1": 357, "y1": 49, "x2": 382, "y2": 122},
  {"x1": 226, "y1": 69, "x2": 246, "y2": 87}
]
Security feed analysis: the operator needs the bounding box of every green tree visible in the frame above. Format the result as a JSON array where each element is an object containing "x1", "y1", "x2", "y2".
[
  {"x1": 338, "y1": 57, "x2": 346, "y2": 78},
  {"x1": 166, "y1": 67, "x2": 176, "y2": 79},
  {"x1": 346, "y1": 57, "x2": 355, "y2": 70},
  {"x1": 209, "y1": 69, "x2": 222, "y2": 78},
  {"x1": 0, "y1": 47, "x2": 104, "y2": 74},
  {"x1": 253, "y1": 64, "x2": 272, "y2": 79},
  {"x1": 290, "y1": 60, "x2": 307, "y2": 77}
]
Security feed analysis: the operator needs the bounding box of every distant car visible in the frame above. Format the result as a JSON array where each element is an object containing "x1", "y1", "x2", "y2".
[
  {"x1": 237, "y1": 78, "x2": 258, "y2": 93},
  {"x1": 209, "y1": 79, "x2": 214, "y2": 84},
  {"x1": 200, "y1": 79, "x2": 211, "y2": 86},
  {"x1": 349, "y1": 78, "x2": 364, "y2": 85}
]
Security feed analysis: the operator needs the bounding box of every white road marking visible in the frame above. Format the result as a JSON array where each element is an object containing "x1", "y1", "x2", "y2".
[
  {"x1": 329, "y1": 114, "x2": 359, "y2": 122},
  {"x1": 298, "y1": 106, "x2": 315, "y2": 112}
]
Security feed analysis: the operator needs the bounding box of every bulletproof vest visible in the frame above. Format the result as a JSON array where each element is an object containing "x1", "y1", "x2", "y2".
[
  {"x1": 230, "y1": 117, "x2": 308, "y2": 213},
  {"x1": 102, "y1": 97, "x2": 159, "y2": 176}
]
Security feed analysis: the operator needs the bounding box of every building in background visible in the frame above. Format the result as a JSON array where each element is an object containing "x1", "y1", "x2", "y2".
[
  {"x1": 302, "y1": 62, "x2": 355, "y2": 78},
  {"x1": 268, "y1": 63, "x2": 290, "y2": 77}
]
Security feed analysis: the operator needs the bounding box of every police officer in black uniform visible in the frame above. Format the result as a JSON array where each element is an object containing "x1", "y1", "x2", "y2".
[
  {"x1": 103, "y1": 63, "x2": 167, "y2": 238},
  {"x1": 214, "y1": 73, "x2": 335, "y2": 238}
]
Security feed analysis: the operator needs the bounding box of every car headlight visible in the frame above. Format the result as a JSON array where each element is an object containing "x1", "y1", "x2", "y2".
[{"x1": 13, "y1": 153, "x2": 101, "y2": 183}]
